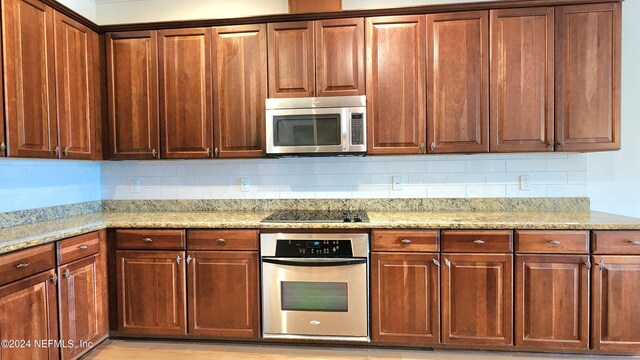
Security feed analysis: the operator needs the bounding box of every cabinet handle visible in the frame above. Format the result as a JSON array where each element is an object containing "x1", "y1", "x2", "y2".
[
  {"x1": 78, "y1": 245, "x2": 89, "y2": 250},
  {"x1": 15, "y1": 262, "x2": 30, "y2": 269},
  {"x1": 54, "y1": 146, "x2": 60, "y2": 158},
  {"x1": 558, "y1": 140, "x2": 565, "y2": 150},
  {"x1": 0, "y1": 141, "x2": 6, "y2": 156},
  {"x1": 473, "y1": 239, "x2": 485, "y2": 244},
  {"x1": 142, "y1": 238, "x2": 153, "y2": 243},
  {"x1": 186, "y1": 255, "x2": 193, "y2": 264},
  {"x1": 177, "y1": 255, "x2": 182, "y2": 265},
  {"x1": 206, "y1": 148, "x2": 211, "y2": 157},
  {"x1": 430, "y1": 142, "x2": 436, "y2": 152},
  {"x1": 216, "y1": 238, "x2": 226, "y2": 245},
  {"x1": 598, "y1": 260, "x2": 605, "y2": 270},
  {"x1": 420, "y1": 143, "x2": 426, "y2": 154},
  {"x1": 548, "y1": 240, "x2": 561, "y2": 245},
  {"x1": 629, "y1": 240, "x2": 640, "y2": 246},
  {"x1": 432, "y1": 259, "x2": 441, "y2": 267},
  {"x1": 400, "y1": 239, "x2": 412, "y2": 245},
  {"x1": 63, "y1": 147, "x2": 70, "y2": 157},
  {"x1": 214, "y1": 147, "x2": 219, "y2": 158},
  {"x1": 585, "y1": 260, "x2": 592, "y2": 270},
  {"x1": 51, "y1": 273, "x2": 58, "y2": 285},
  {"x1": 444, "y1": 258, "x2": 451, "y2": 267},
  {"x1": 151, "y1": 149, "x2": 157, "y2": 158},
  {"x1": 63, "y1": 268, "x2": 71, "y2": 279}
]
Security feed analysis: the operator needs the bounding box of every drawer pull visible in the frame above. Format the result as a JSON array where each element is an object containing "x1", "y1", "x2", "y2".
[
  {"x1": 142, "y1": 238, "x2": 153, "y2": 243},
  {"x1": 585, "y1": 260, "x2": 592, "y2": 270},
  {"x1": 400, "y1": 239, "x2": 412, "y2": 245},
  {"x1": 473, "y1": 239, "x2": 485, "y2": 244},
  {"x1": 548, "y1": 240, "x2": 561, "y2": 245},
  {"x1": 444, "y1": 258, "x2": 451, "y2": 267},
  {"x1": 216, "y1": 238, "x2": 226, "y2": 245},
  {"x1": 177, "y1": 255, "x2": 182, "y2": 265},
  {"x1": 432, "y1": 259, "x2": 441, "y2": 267},
  {"x1": 186, "y1": 255, "x2": 193, "y2": 265},
  {"x1": 63, "y1": 268, "x2": 71, "y2": 279},
  {"x1": 629, "y1": 241, "x2": 640, "y2": 246},
  {"x1": 15, "y1": 262, "x2": 30, "y2": 269},
  {"x1": 78, "y1": 245, "x2": 90, "y2": 250}
]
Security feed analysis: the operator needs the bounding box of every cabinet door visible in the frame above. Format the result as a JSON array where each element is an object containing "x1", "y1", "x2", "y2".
[
  {"x1": 0, "y1": 270, "x2": 59, "y2": 360},
  {"x1": 213, "y1": 25, "x2": 266, "y2": 159},
  {"x1": 58, "y1": 254, "x2": 108, "y2": 359},
  {"x1": 427, "y1": 11, "x2": 488, "y2": 154},
  {"x1": 187, "y1": 251, "x2": 259, "y2": 338},
  {"x1": 490, "y1": 8, "x2": 554, "y2": 153},
  {"x1": 366, "y1": 16, "x2": 426, "y2": 155},
  {"x1": 54, "y1": 13, "x2": 100, "y2": 160},
  {"x1": 267, "y1": 21, "x2": 315, "y2": 98},
  {"x1": 116, "y1": 250, "x2": 186, "y2": 335},
  {"x1": 106, "y1": 31, "x2": 159, "y2": 159},
  {"x1": 371, "y1": 252, "x2": 440, "y2": 345},
  {"x1": 2, "y1": 0, "x2": 58, "y2": 158},
  {"x1": 592, "y1": 256, "x2": 640, "y2": 351},
  {"x1": 555, "y1": 3, "x2": 621, "y2": 152},
  {"x1": 515, "y1": 255, "x2": 589, "y2": 349},
  {"x1": 442, "y1": 253, "x2": 513, "y2": 346},
  {"x1": 158, "y1": 28, "x2": 213, "y2": 159},
  {"x1": 0, "y1": 24, "x2": 5, "y2": 157},
  {"x1": 315, "y1": 18, "x2": 364, "y2": 97}
]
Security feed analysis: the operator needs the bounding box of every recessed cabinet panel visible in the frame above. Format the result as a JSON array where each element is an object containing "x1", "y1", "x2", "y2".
[
  {"x1": 158, "y1": 28, "x2": 213, "y2": 159},
  {"x1": 106, "y1": 31, "x2": 159, "y2": 159},
  {"x1": 366, "y1": 16, "x2": 426, "y2": 155},
  {"x1": 427, "y1": 11, "x2": 489, "y2": 154},
  {"x1": 213, "y1": 25, "x2": 267, "y2": 158},
  {"x1": 267, "y1": 21, "x2": 315, "y2": 98},
  {"x1": 490, "y1": 8, "x2": 554, "y2": 153},
  {"x1": 555, "y1": 3, "x2": 621, "y2": 152}
]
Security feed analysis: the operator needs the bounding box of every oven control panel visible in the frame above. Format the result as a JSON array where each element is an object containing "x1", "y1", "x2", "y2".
[{"x1": 274, "y1": 240, "x2": 354, "y2": 257}]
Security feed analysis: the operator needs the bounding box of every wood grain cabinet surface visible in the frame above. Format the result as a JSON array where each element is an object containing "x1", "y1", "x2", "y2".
[
  {"x1": 267, "y1": 21, "x2": 315, "y2": 98},
  {"x1": 366, "y1": 15, "x2": 426, "y2": 155},
  {"x1": 106, "y1": 31, "x2": 160, "y2": 159}
]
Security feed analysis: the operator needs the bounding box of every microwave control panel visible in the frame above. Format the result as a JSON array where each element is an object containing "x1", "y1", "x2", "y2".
[{"x1": 351, "y1": 114, "x2": 364, "y2": 145}]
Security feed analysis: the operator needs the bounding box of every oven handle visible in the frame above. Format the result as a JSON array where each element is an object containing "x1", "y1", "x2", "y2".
[{"x1": 262, "y1": 258, "x2": 367, "y2": 267}]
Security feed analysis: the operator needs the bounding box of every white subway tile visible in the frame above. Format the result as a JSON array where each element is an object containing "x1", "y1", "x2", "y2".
[
  {"x1": 506, "y1": 184, "x2": 547, "y2": 197},
  {"x1": 547, "y1": 157, "x2": 588, "y2": 172},
  {"x1": 546, "y1": 185, "x2": 588, "y2": 197},
  {"x1": 466, "y1": 160, "x2": 506, "y2": 173},
  {"x1": 529, "y1": 172, "x2": 568, "y2": 185},
  {"x1": 506, "y1": 159, "x2": 547, "y2": 172},
  {"x1": 388, "y1": 161, "x2": 427, "y2": 174},
  {"x1": 487, "y1": 172, "x2": 521, "y2": 184},
  {"x1": 568, "y1": 171, "x2": 588, "y2": 184},
  {"x1": 466, "y1": 185, "x2": 506, "y2": 198},
  {"x1": 446, "y1": 173, "x2": 486, "y2": 184},
  {"x1": 408, "y1": 173, "x2": 447, "y2": 185},
  {"x1": 315, "y1": 162, "x2": 350, "y2": 174},
  {"x1": 427, "y1": 185, "x2": 466, "y2": 198},
  {"x1": 428, "y1": 161, "x2": 466, "y2": 173}
]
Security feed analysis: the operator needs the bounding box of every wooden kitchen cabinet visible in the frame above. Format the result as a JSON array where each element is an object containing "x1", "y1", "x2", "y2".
[
  {"x1": 2, "y1": 0, "x2": 58, "y2": 158},
  {"x1": 158, "y1": 28, "x2": 213, "y2": 159},
  {"x1": 106, "y1": 31, "x2": 160, "y2": 159},
  {"x1": 442, "y1": 253, "x2": 513, "y2": 346},
  {"x1": 371, "y1": 252, "x2": 440, "y2": 345},
  {"x1": 213, "y1": 25, "x2": 267, "y2": 158},
  {"x1": 187, "y1": 251, "x2": 260, "y2": 338},
  {"x1": 555, "y1": 3, "x2": 621, "y2": 152},
  {"x1": 116, "y1": 250, "x2": 186, "y2": 335},
  {"x1": 515, "y1": 255, "x2": 589, "y2": 349},
  {"x1": 315, "y1": 18, "x2": 365, "y2": 97},
  {"x1": 427, "y1": 11, "x2": 489, "y2": 154},
  {"x1": 366, "y1": 15, "x2": 426, "y2": 155},
  {"x1": 490, "y1": 8, "x2": 555, "y2": 153},
  {"x1": 267, "y1": 21, "x2": 315, "y2": 98},
  {"x1": 0, "y1": 270, "x2": 59, "y2": 360}
]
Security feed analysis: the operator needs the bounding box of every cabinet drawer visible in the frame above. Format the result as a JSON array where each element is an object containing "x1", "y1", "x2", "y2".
[
  {"x1": 371, "y1": 230, "x2": 439, "y2": 252},
  {"x1": 515, "y1": 230, "x2": 589, "y2": 254},
  {"x1": 592, "y1": 231, "x2": 640, "y2": 255},
  {"x1": 57, "y1": 231, "x2": 101, "y2": 265},
  {"x1": 116, "y1": 229, "x2": 185, "y2": 250},
  {"x1": 0, "y1": 243, "x2": 55, "y2": 286},
  {"x1": 187, "y1": 230, "x2": 258, "y2": 251},
  {"x1": 441, "y1": 230, "x2": 513, "y2": 253}
]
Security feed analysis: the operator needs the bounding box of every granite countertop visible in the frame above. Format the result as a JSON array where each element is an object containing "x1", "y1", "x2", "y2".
[{"x1": 1, "y1": 210, "x2": 640, "y2": 255}]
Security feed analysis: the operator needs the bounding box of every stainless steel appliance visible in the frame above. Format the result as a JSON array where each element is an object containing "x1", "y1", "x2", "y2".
[
  {"x1": 265, "y1": 96, "x2": 366, "y2": 156},
  {"x1": 260, "y1": 232, "x2": 369, "y2": 341}
]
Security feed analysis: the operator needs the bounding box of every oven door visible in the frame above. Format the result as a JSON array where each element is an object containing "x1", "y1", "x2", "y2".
[{"x1": 261, "y1": 257, "x2": 368, "y2": 340}]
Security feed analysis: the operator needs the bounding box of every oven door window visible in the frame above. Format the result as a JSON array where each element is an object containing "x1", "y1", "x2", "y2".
[
  {"x1": 281, "y1": 281, "x2": 348, "y2": 312},
  {"x1": 273, "y1": 114, "x2": 341, "y2": 147}
]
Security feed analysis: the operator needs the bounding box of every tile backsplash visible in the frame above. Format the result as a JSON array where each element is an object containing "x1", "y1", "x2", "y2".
[{"x1": 101, "y1": 153, "x2": 588, "y2": 200}]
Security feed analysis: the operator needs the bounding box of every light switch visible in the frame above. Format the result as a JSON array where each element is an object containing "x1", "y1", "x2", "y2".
[
  {"x1": 519, "y1": 175, "x2": 530, "y2": 191},
  {"x1": 240, "y1": 177, "x2": 250, "y2": 192},
  {"x1": 129, "y1": 179, "x2": 140, "y2": 193}
]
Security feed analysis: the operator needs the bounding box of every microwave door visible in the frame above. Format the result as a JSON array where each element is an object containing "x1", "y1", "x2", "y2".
[{"x1": 267, "y1": 108, "x2": 344, "y2": 155}]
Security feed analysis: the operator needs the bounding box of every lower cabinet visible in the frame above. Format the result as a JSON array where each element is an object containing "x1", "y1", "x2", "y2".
[{"x1": 116, "y1": 250, "x2": 186, "y2": 335}]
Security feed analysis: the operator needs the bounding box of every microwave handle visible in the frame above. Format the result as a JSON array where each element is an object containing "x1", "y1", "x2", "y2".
[
  {"x1": 262, "y1": 258, "x2": 366, "y2": 267},
  {"x1": 341, "y1": 108, "x2": 350, "y2": 151}
]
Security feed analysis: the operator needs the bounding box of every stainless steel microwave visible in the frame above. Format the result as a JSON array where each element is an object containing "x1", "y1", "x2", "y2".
[{"x1": 265, "y1": 96, "x2": 366, "y2": 156}]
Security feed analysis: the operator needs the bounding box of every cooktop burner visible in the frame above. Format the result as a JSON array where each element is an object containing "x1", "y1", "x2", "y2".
[{"x1": 261, "y1": 210, "x2": 369, "y2": 223}]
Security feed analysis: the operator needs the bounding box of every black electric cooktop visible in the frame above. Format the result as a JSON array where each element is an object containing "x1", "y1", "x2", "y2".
[{"x1": 261, "y1": 210, "x2": 369, "y2": 223}]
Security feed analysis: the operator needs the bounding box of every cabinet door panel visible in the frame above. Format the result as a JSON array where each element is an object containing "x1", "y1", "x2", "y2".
[
  {"x1": 54, "y1": 13, "x2": 99, "y2": 160},
  {"x1": 107, "y1": 31, "x2": 159, "y2": 159},
  {"x1": 427, "y1": 11, "x2": 488, "y2": 154},
  {"x1": 555, "y1": 3, "x2": 621, "y2": 152},
  {"x1": 442, "y1": 253, "x2": 512, "y2": 346},
  {"x1": 515, "y1": 255, "x2": 589, "y2": 349},
  {"x1": 187, "y1": 251, "x2": 259, "y2": 338},
  {"x1": 116, "y1": 250, "x2": 186, "y2": 335},
  {"x1": 592, "y1": 256, "x2": 640, "y2": 351},
  {"x1": 267, "y1": 21, "x2": 314, "y2": 98},
  {"x1": 0, "y1": 270, "x2": 59, "y2": 360},
  {"x1": 371, "y1": 252, "x2": 440, "y2": 344},
  {"x1": 2, "y1": 0, "x2": 57, "y2": 158},
  {"x1": 315, "y1": 18, "x2": 364, "y2": 97},
  {"x1": 366, "y1": 16, "x2": 426, "y2": 155},
  {"x1": 158, "y1": 28, "x2": 213, "y2": 159},
  {"x1": 213, "y1": 25, "x2": 266, "y2": 158},
  {"x1": 490, "y1": 8, "x2": 554, "y2": 153}
]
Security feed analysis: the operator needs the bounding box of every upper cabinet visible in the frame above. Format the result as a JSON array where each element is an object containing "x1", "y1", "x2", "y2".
[
  {"x1": 366, "y1": 15, "x2": 426, "y2": 155},
  {"x1": 555, "y1": 3, "x2": 621, "y2": 152},
  {"x1": 490, "y1": 8, "x2": 555, "y2": 153},
  {"x1": 106, "y1": 31, "x2": 160, "y2": 160},
  {"x1": 213, "y1": 25, "x2": 267, "y2": 159},
  {"x1": 427, "y1": 11, "x2": 489, "y2": 154},
  {"x1": 268, "y1": 21, "x2": 315, "y2": 98},
  {"x1": 158, "y1": 28, "x2": 214, "y2": 159}
]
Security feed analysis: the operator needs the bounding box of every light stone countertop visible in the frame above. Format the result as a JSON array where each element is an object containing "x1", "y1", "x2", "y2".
[{"x1": 1, "y1": 210, "x2": 640, "y2": 254}]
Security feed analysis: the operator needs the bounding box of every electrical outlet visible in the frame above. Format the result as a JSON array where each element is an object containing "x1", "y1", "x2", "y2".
[
  {"x1": 129, "y1": 179, "x2": 140, "y2": 193},
  {"x1": 392, "y1": 176, "x2": 402, "y2": 191},
  {"x1": 240, "y1": 177, "x2": 250, "y2": 192},
  {"x1": 519, "y1": 175, "x2": 530, "y2": 191}
]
